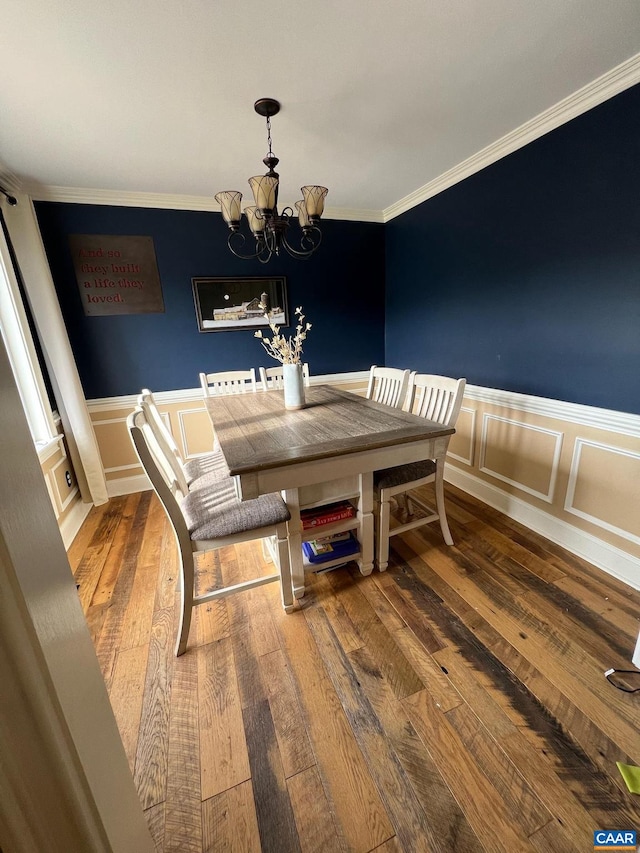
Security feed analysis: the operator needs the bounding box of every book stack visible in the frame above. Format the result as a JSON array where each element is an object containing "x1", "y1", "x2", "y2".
[
  {"x1": 302, "y1": 531, "x2": 359, "y2": 565},
  {"x1": 300, "y1": 501, "x2": 356, "y2": 531}
]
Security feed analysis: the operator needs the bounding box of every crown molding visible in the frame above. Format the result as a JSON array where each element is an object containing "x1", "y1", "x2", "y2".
[
  {"x1": 29, "y1": 186, "x2": 219, "y2": 211},
  {"x1": 383, "y1": 51, "x2": 640, "y2": 222},
  {"x1": 20, "y1": 52, "x2": 640, "y2": 224},
  {"x1": 28, "y1": 184, "x2": 384, "y2": 223},
  {"x1": 0, "y1": 166, "x2": 22, "y2": 196}
]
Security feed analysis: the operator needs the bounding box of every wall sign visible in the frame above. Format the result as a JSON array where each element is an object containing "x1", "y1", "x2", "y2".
[{"x1": 68, "y1": 234, "x2": 164, "y2": 316}]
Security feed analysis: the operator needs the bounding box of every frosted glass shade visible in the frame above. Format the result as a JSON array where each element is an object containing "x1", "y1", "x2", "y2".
[
  {"x1": 244, "y1": 206, "x2": 265, "y2": 234},
  {"x1": 301, "y1": 186, "x2": 328, "y2": 219},
  {"x1": 249, "y1": 175, "x2": 278, "y2": 211},
  {"x1": 215, "y1": 191, "x2": 242, "y2": 226},
  {"x1": 295, "y1": 200, "x2": 310, "y2": 229}
]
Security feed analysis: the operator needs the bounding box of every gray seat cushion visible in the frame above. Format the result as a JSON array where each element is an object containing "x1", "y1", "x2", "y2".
[
  {"x1": 183, "y1": 449, "x2": 229, "y2": 484},
  {"x1": 181, "y1": 476, "x2": 290, "y2": 540},
  {"x1": 374, "y1": 459, "x2": 436, "y2": 490}
]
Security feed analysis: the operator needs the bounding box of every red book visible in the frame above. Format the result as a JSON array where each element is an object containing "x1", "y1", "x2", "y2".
[{"x1": 300, "y1": 502, "x2": 356, "y2": 530}]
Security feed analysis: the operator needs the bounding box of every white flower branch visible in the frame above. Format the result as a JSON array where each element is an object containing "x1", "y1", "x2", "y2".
[{"x1": 255, "y1": 305, "x2": 312, "y2": 365}]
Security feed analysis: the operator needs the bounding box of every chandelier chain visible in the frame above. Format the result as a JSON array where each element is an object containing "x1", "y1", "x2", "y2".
[{"x1": 266, "y1": 115, "x2": 273, "y2": 157}]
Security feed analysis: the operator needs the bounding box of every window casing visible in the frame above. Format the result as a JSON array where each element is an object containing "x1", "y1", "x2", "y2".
[{"x1": 0, "y1": 214, "x2": 58, "y2": 449}]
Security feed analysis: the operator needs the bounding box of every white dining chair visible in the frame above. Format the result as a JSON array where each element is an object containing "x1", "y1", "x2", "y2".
[
  {"x1": 259, "y1": 363, "x2": 310, "y2": 390},
  {"x1": 374, "y1": 373, "x2": 466, "y2": 571},
  {"x1": 366, "y1": 365, "x2": 411, "y2": 409},
  {"x1": 128, "y1": 406, "x2": 294, "y2": 656},
  {"x1": 200, "y1": 369, "x2": 257, "y2": 396},
  {"x1": 138, "y1": 389, "x2": 228, "y2": 485}
]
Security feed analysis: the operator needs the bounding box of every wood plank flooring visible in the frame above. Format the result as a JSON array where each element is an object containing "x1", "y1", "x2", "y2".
[{"x1": 71, "y1": 484, "x2": 640, "y2": 852}]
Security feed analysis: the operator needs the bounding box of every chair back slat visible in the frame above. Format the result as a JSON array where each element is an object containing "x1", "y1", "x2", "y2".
[
  {"x1": 138, "y1": 393, "x2": 190, "y2": 494},
  {"x1": 366, "y1": 366, "x2": 411, "y2": 409},
  {"x1": 408, "y1": 374, "x2": 466, "y2": 428},
  {"x1": 200, "y1": 369, "x2": 257, "y2": 396},
  {"x1": 139, "y1": 389, "x2": 182, "y2": 460}
]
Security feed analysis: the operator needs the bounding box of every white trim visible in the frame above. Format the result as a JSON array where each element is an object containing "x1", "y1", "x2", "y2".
[
  {"x1": 28, "y1": 185, "x2": 384, "y2": 223},
  {"x1": 384, "y1": 52, "x2": 640, "y2": 221},
  {"x1": 86, "y1": 377, "x2": 639, "y2": 437},
  {"x1": 445, "y1": 464, "x2": 640, "y2": 592},
  {"x1": 479, "y1": 413, "x2": 563, "y2": 503},
  {"x1": 447, "y1": 405, "x2": 476, "y2": 466},
  {"x1": 89, "y1": 389, "x2": 200, "y2": 412},
  {"x1": 86, "y1": 371, "x2": 372, "y2": 412},
  {"x1": 0, "y1": 225, "x2": 58, "y2": 443},
  {"x1": 0, "y1": 167, "x2": 21, "y2": 195},
  {"x1": 24, "y1": 54, "x2": 640, "y2": 227},
  {"x1": 564, "y1": 438, "x2": 640, "y2": 548},
  {"x1": 37, "y1": 434, "x2": 64, "y2": 464},
  {"x1": 106, "y1": 473, "x2": 150, "y2": 497},
  {"x1": 103, "y1": 462, "x2": 141, "y2": 474},
  {"x1": 59, "y1": 498, "x2": 92, "y2": 549},
  {"x1": 92, "y1": 414, "x2": 133, "y2": 425},
  {"x1": 464, "y1": 384, "x2": 640, "y2": 438}
]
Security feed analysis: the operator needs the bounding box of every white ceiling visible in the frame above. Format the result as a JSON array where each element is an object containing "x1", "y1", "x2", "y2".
[{"x1": 1, "y1": 0, "x2": 640, "y2": 219}]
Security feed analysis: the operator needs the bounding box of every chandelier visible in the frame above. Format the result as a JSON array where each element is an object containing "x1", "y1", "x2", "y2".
[{"x1": 215, "y1": 99, "x2": 328, "y2": 263}]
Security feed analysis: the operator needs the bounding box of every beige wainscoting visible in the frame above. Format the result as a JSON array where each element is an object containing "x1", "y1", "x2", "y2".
[
  {"x1": 445, "y1": 386, "x2": 640, "y2": 590},
  {"x1": 86, "y1": 372, "x2": 640, "y2": 590},
  {"x1": 39, "y1": 430, "x2": 89, "y2": 548}
]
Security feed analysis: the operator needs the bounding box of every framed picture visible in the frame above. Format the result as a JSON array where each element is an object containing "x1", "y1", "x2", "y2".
[{"x1": 192, "y1": 276, "x2": 288, "y2": 333}]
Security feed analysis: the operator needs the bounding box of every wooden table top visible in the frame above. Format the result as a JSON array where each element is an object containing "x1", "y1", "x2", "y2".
[{"x1": 204, "y1": 385, "x2": 454, "y2": 476}]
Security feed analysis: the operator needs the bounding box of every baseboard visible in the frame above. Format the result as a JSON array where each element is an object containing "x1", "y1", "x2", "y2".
[
  {"x1": 59, "y1": 498, "x2": 93, "y2": 549},
  {"x1": 106, "y1": 473, "x2": 150, "y2": 497},
  {"x1": 445, "y1": 464, "x2": 640, "y2": 592}
]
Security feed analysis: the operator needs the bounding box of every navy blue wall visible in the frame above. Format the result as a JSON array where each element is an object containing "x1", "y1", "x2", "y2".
[
  {"x1": 35, "y1": 204, "x2": 385, "y2": 398},
  {"x1": 385, "y1": 84, "x2": 640, "y2": 415}
]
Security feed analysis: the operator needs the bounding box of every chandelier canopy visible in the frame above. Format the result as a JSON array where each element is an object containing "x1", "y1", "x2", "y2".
[{"x1": 215, "y1": 99, "x2": 328, "y2": 263}]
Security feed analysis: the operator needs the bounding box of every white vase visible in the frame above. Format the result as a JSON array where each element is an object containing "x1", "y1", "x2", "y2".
[{"x1": 283, "y1": 362, "x2": 306, "y2": 410}]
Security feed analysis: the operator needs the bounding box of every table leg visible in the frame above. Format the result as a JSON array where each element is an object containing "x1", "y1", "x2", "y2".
[
  {"x1": 357, "y1": 471, "x2": 374, "y2": 576},
  {"x1": 283, "y1": 488, "x2": 305, "y2": 599}
]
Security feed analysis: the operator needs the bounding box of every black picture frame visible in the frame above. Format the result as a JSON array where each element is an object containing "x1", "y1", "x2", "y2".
[{"x1": 192, "y1": 276, "x2": 288, "y2": 333}]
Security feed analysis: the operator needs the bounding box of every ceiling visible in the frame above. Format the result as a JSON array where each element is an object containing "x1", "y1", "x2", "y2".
[{"x1": 2, "y1": 0, "x2": 640, "y2": 220}]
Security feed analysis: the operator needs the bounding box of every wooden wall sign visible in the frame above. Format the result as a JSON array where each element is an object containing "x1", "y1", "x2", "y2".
[{"x1": 68, "y1": 234, "x2": 164, "y2": 316}]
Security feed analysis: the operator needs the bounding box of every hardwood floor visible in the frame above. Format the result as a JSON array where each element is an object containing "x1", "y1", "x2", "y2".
[{"x1": 70, "y1": 484, "x2": 640, "y2": 853}]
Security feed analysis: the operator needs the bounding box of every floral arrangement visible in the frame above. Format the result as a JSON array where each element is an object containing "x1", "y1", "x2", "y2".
[{"x1": 255, "y1": 305, "x2": 312, "y2": 364}]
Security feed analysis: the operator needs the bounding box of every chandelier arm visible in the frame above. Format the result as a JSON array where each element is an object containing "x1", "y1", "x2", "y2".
[
  {"x1": 280, "y1": 226, "x2": 322, "y2": 259},
  {"x1": 227, "y1": 230, "x2": 269, "y2": 261}
]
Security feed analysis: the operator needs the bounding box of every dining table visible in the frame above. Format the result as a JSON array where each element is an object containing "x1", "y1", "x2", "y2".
[{"x1": 204, "y1": 384, "x2": 454, "y2": 598}]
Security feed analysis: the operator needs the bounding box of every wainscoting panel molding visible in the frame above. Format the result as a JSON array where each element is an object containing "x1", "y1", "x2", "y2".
[
  {"x1": 177, "y1": 407, "x2": 215, "y2": 459},
  {"x1": 479, "y1": 414, "x2": 563, "y2": 503},
  {"x1": 448, "y1": 406, "x2": 476, "y2": 467},
  {"x1": 85, "y1": 372, "x2": 640, "y2": 589},
  {"x1": 565, "y1": 438, "x2": 640, "y2": 547}
]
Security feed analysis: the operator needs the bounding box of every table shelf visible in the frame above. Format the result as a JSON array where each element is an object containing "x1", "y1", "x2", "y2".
[
  {"x1": 300, "y1": 515, "x2": 359, "y2": 543},
  {"x1": 302, "y1": 548, "x2": 361, "y2": 573}
]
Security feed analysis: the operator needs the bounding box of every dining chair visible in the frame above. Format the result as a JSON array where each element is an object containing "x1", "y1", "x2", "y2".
[
  {"x1": 127, "y1": 406, "x2": 294, "y2": 656},
  {"x1": 366, "y1": 365, "x2": 411, "y2": 409},
  {"x1": 259, "y1": 363, "x2": 310, "y2": 390},
  {"x1": 374, "y1": 373, "x2": 466, "y2": 571},
  {"x1": 200, "y1": 368, "x2": 257, "y2": 396},
  {"x1": 138, "y1": 389, "x2": 228, "y2": 486}
]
